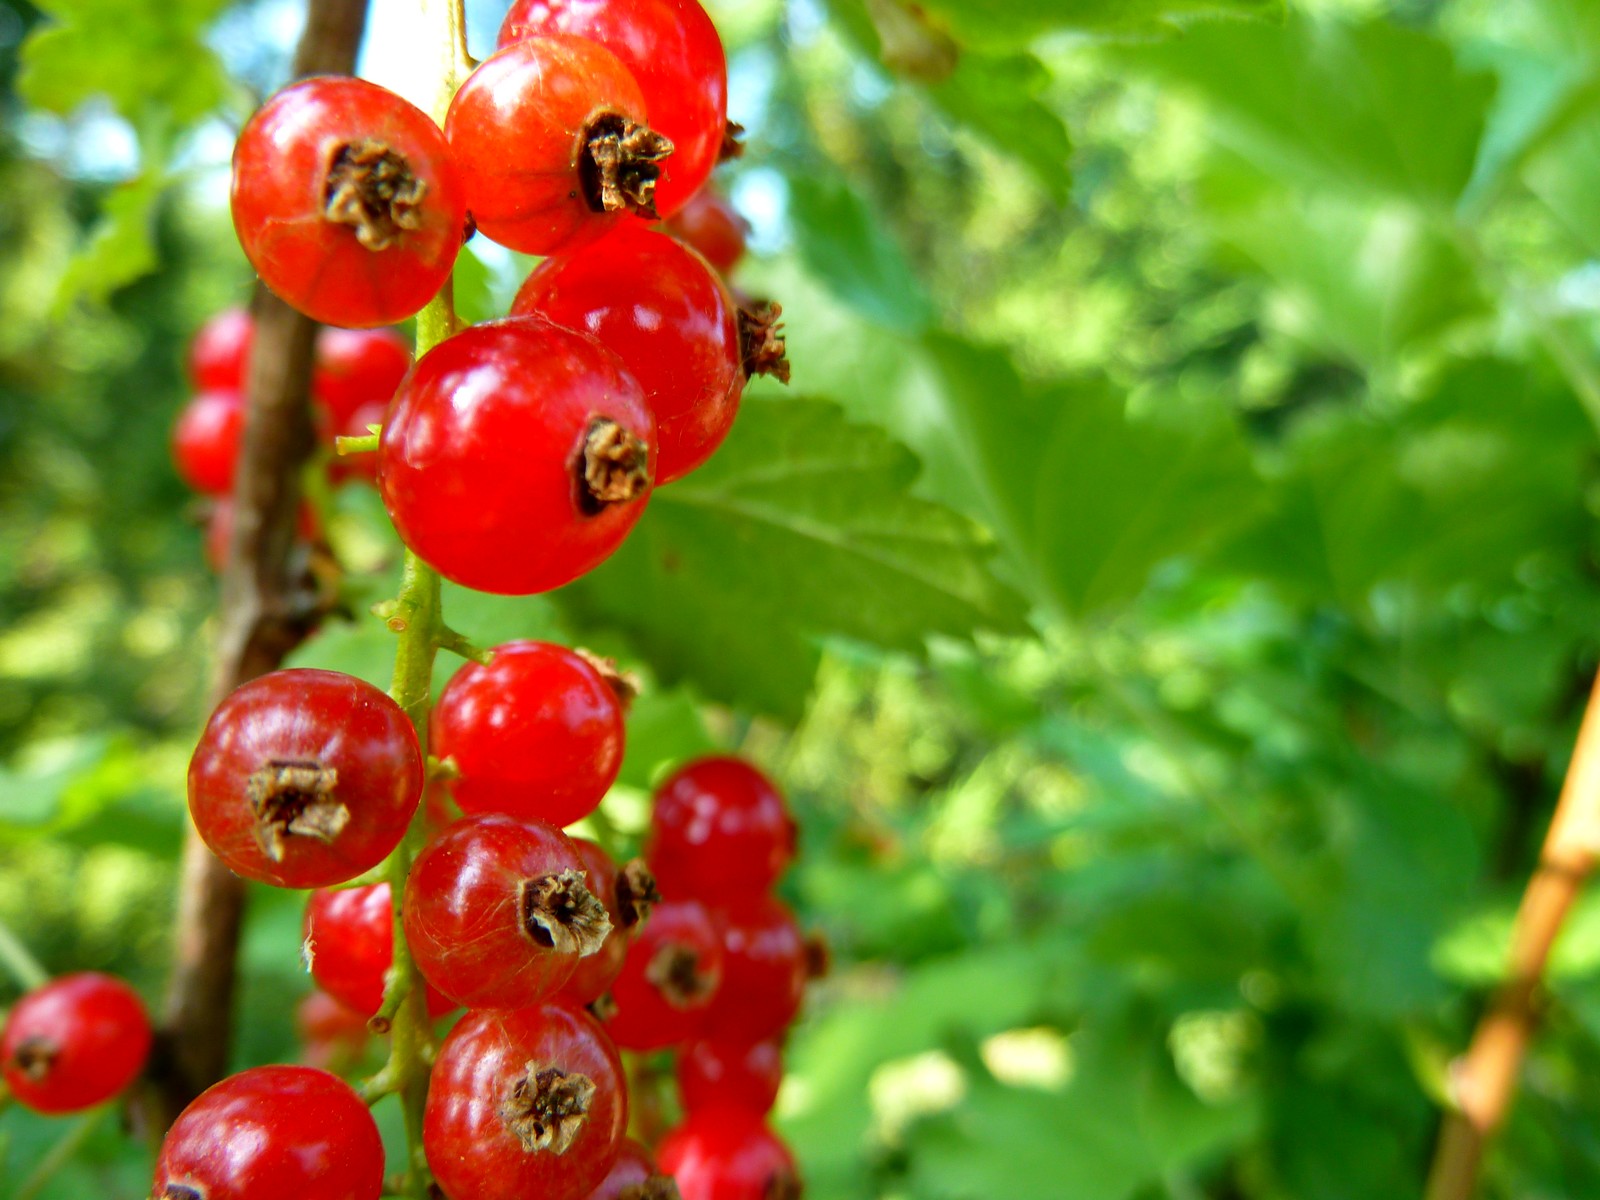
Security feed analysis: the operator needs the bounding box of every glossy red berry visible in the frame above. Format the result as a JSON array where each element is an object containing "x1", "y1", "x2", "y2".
[
  {"x1": 446, "y1": 36, "x2": 671, "y2": 255},
  {"x1": 303, "y1": 883, "x2": 454, "y2": 1019},
  {"x1": 424, "y1": 1002, "x2": 627, "y2": 1200},
  {"x1": 564, "y1": 839, "x2": 659, "y2": 1007},
  {"x1": 231, "y1": 76, "x2": 466, "y2": 328},
  {"x1": 606, "y1": 898, "x2": 723, "y2": 1050},
  {"x1": 172, "y1": 390, "x2": 246, "y2": 495},
  {"x1": 648, "y1": 757, "x2": 795, "y2": 904},
  {"x1": 431, "y1": 641, "x2": 628, "y2": 828},
  {"x1": 658, "y1": 1109, "x2": 801, "y2": 1200},
  {"x1": 665, "y1": 186, "x2": 747, "y2": 274},
  {"x1": 500, "y1": 0, "x2": 728, "y2": 219},
  {"x1": 404, "y1": 813, "x2": 611, "y2": 1009},
  {"x1": 677, "y1": 1038, "x2": 782, "y2": 1117},
  {"x1": 313, "y1": 327, "x2": 410, "y2": 426},
  {"x1": 153, "y1": 1065, "x2": 384, "y2": 1200},
  {"x1": 189, "y1": 307, "x2": 254, "y2": 391},
  {"x1": 187, "y1": 668, "x2": 424, "y2": 888},
  {"x1": 0, "y1": 973, "x2": 151, "y2": 1114},
  {"x1": 586, "y1": 1137, "x2": 677, "y2": 1200},
  {"x1": 703, "y1": 897, "x2": 806, "y2": 1044},
  {"x1": 513, "y1": 226, "x2": 785, "y2": 484},
  {"x1": 378, "y1": 317, "x2": 655, "y2": 595}
]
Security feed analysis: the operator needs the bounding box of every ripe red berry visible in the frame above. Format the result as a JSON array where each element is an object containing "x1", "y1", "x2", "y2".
[
  {"x1": 424, "y1": 1001, "x2": 627, "y2": 1200},
  {"x1": 172, "y1": 390, "x2": 246, "y2": 495},
  {"x1": 647, "y1": 757, "x2": 795, "y2": 904},
  {"x1": 153, "y1": 1065, "x2": 384, "y2": 1200},
  {"x1": 187, "y1": 668, "x2": 424, "y2": 888},
  {"x1": 231, "y1": 76, "x2": 466, "y2": 328},
  {"x1": 513, "y1": 226, "x2": 786, "y2": 484},
  {"x1": 564, "y1": 839, "x2": 660, "y2": 1007},
  {"x1": 303, "y1": 883, "x2": 454, "y2": 1019},
  {"x1": 0, "y1": 973, "x2": 151, "y2": 1114},
  {"x1": 403, "y1": 813, "x2": 612, "y2": 1008},
  {"x1": 378, "y1": 317, "x2": 655, "y2": 595},
  {"x1": 500, "y1": 0, "x2": 728, "y2": 219},
  {"x1": 446, "y1": 36, "x2": 671, "y2": 255},
  {"x1": 313, "y1": 327, "x2": 411, "y2": 426},
  {"x1": 702, "y1": 897, "x2": 806, "y2": 1044},
  {"x1": 326, "y1": 398, "x2": 387, "y2": 486},
  {"x1": 606, "y1": 898, "x2": 723, "y2": 1050},
  {"x1": 431, "y1": 641, "x2": 628, "y2": 828},
  {"x1": 189, "y1": 307, "x2": 254, "y2": 391},
  {"x1": 664, "y1": 186, "x2": 747, "y2": 274},
  {"x1": 296, "y1": 990, "x2": 370, "y2": 1071},
  {"x1": 657, "y1": 1109, "x2": 801, "y2": 1200},
  {"x1": 677, "y1": 1038, "x2": 782, "y2": 1117},
  {"x1": 585, "y1": 1137, "x2": 677, "y2": 1200}
]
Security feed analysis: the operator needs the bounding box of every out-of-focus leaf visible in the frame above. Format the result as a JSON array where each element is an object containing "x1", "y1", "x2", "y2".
[
  {"x1": 928, "y1": 53, "x2": 1073, "y2": 204},
  {"x1": 1524, "y1": 117, "x2": 1600, "y2": 257},
  {"x1": 54, "y1": 171, "x2": 167, "y2": 311},
  {"x1": 614, "y1": 689, "x2": 716, "y2": 791},
  {"x1": 913, "y1": 0, "x2": 1284, "y2": 52},
  {"x1": 556, "y1": 398, "x2": 1030, "y2": 720}
]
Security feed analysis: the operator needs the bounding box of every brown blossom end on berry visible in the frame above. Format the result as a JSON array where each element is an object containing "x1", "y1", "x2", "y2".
[
  {"x1": 579, "y1": 418, "x2": 651, "y2": 514},
  {"x1": 519, "y1": 869, "x2": 613, "y2": 957},
  {"x1": 645, "y1": 943, "x2": 717, "y2": 1010},
  {"x1": 616, "y1": 858, "x2": 662, "y2": 929},
  {"x1": 324, "y1": 138, "x2": 427, "y2": 251},
  {"x1": 499, "y1": 1063, "x2": 596, "y2": 1155},
  {"x1": 575, "y1": 647, "x2": 641, "y2": 710},
  {"x1": 246, "y1": 760, "x2": 347, "y2": 863},
  {"x1": 739, "y1": 302, "x2": 791, "y2": 384},
  {"x1": 581, "y1": 113, "x2": 674, "y2": 220}
]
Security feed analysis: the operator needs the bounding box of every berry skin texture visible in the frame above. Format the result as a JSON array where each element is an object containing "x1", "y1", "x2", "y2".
[
  {"x1": 703, "y1": 898, "x2": 807, "y2": 1044},
  {"x1": 431, "y1": 641, "x2": 627, "y2": 829},
  {"x1": 188, "y1": 307, "x2": 254, "y2": 392},
  {"x1": 303, "y1": 883, "x2": 454, "y2": 1019},
  {"x1": 564, "y1": 840, "x2": 660, "y2": 1007},
  {"x1": 499, "y1": 0, "x2": 727, "y2": 219},
  {"x1": 313, "y1": 327, "x2": 410, "y2": 426},
  {"x1": 403, "y1": 813, "x2": 612, "y2": 1009},
  {"x1": 153, "y1": 1065, "x2": 384, "y2": 1200},
  {"x1": 378, "y1": 317, "x2": 655, "y2": 595},
  {"x1": 446, "y1": 36, "x2": 671, "y2": 255},
  {"x1": 231, "y1": 76, "x2": 466, "y2": 329},
  {"x1": 514, "y1": 226, "x2": 773, "y2": 484},
  {"x1": 648, "y1": 757, "x2": 795, "y2": 904},
  {"x1": 424, "y1": 1002, "x2": 627, "y2": 1200},
  {"x1": 172, "y1": 390, "x2": 246, "y2": 495},
  {"x1": 677, "y1": 1038, "x2": 783, "y2": 1117},
  {"x1": 606, "y1": 898, "x2": 724, "y2": 1051},
  {"x1": 664, "y1": 186, "x2": 747, "y2": 275},
  {"x1": 0, "y1": 973, "x2": 151, "y2": 1114},
  {"x1": 657, "y1": 1109, "x2": 801, "y2": 1200},
  {"x1": 585, "y1": 1137, "x2": 679, "y2": 1200},
  {"x1": 187, "y1": 668, "x2": 424, "y2": 888}
]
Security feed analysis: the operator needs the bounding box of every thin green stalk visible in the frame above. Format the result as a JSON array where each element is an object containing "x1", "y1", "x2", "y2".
[{"x1": 0, "y1": 916, "x2": 48, "y2": 992}]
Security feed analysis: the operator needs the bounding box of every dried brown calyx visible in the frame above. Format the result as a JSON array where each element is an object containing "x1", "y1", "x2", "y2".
[
  {"x1": 578, "y1": 419, "x2": 650, "y2": 515},
  {"x1": 587, "y1": 992, "x2": 619, "y2": 1023},
  {"x1": 739, "y1": 302, "x2": 791, "y2": 384},
  {"x1": 645, "y1": 943, "x2": 717, "y2": 1010},
  {"x1": 616, "y1": 859, "x2": 661, "y2": 930},
  {"x1": 10, "y1": 1035, "x2": 57, "y2": 1082},
  {"x1": 765, "y1": 1171, "x2": 804, "y2": 1200},
  {"x1": 247, "y1": 760, "x2": 347, "y2": 862},
  {"x1": 802, "y1": 930, "x2": 832, "y2": 981},
  {"x1": 519, "y1": 869, "x2": 613, "y2": 956},
  {"x1": 324, "y1": 139, "x2": 427, "y2": 250},
  {"x1": 580, "y1": 113, "x2": 674, "y2": 219},
  {"x1": 575, "y1": 647, "x2": 640, "y2": 710},
  {"x1": 720, "y1": 120, "x2": 746, "y2": 162},
  {"x1": 500, "y1": 1062, "x2": 596, "y2": 1154},
  {"x1": 158, "y1": 1187, "x2": 205, "y2": 1200},
  {"x1": 620, "y1": 1177, "x2": 684, "y2": 1200}
]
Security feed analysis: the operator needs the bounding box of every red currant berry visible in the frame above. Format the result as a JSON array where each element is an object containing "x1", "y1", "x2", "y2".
[
  {"x1": 231, "y1": 76, "x2": 466, "y2": 328},
  {"x1": 378, "y1": 317, "x2": 655, "y2": 595},
  {"x1": 0, "y1": 973, "x2": 151, "y2": 1114},
  {"x1": 187, "y1": 668, "x2": 423, "y2": 888},
  {"x1": 606, "y1": 898, "x2": 723, "y2": 1050},
  {"x1": 564, "y1": 840, "x2": 660, "y2": 1007},
  {"x1": 326, "y1": 398, "x2": 387, "y2": 486},
  {"x1": 657, "y1": 1110, "x2": 800, "y2": 1200},
  {"x1": 172, "y1": 390, "x2": 246, "y2": 495},
  {"x1": 303, "y1": 883, "x2": 454, "y2": 1019},
  {"x1": 586, "y1": 1137, "x2": 677, "y2": 1200},
  {"x1": 702, "y1": 897, "x2": 806, "y2": 1044},
  {"x1": 648, "y1": 757, "x2": 795, "y2": 904},
  {"x1": 313, "y1": 327, "x2": 410, "y2": 426},
  {"x1": 153, "y1": 1065, "x2": 384, "y2": 1200},
  {"x1": 513, "y1": 226, "x2": 785, "y2": 484},
  {"x1": 189, "y1": 307, "x2": 254, "y2": 392},
  {"x1": 296, "y1": 990, "x2": 370, "y2": 1071},
  {"x1": 403, "y1": 813, "x2": 612, "y2": 1009},
  {"x1": 446, "y1": 36, "x2": 672, "y2": 255},
  {"x1": 677, "y1": 1038, "x2": 782, "y2": 1117},
  {"x1": 500, "y1": 0, "x2": 728, "y2": 219},
  {"x1": 664, "y1": 186, "x2": 747, "y2": 274},
  {"x1": 424, "y1": 1001, "x2": 627, "y2": 1200},
  {"x1": 431, "y1": 641, "x2": 628, "y2": 828}
]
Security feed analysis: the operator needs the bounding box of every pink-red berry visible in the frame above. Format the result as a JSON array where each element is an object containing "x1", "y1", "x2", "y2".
[
  {"x1": 303, "y1": 883, "x2": 454, "y2": 1018},
  {"x1": 648, "y1": 757, "x2": 795, "y2": 904},
  {"x1": 606, "y1": 898, "x2": 723, "y2": 1050},
  {"x1": 0, "y1": 972, "x2": 151, "y2": 1114},
  {"x1": 657, "y1": 1108, "x2": 801, "y2": 1200},
  {"x1": 677, "y1": 1038, "x2": 783, "y2": 1117}
]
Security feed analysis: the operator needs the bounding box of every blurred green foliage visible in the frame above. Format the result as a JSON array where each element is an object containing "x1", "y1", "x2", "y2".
[{"x1": 5, "y1": 0, "x2": 1600, "y2": 1195}]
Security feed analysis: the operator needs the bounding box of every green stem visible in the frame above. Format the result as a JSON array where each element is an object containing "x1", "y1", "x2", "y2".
[
  {"x1": 15, "y1": 1106, "x2": 107, "y2": 1200},
  {"x1": 0, "y1": 916, "x2": 48, "y2": 991}
]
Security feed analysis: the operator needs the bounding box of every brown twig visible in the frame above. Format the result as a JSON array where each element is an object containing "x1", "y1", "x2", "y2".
[
  {"x1": 151, "y1": 0, "x2": 369, "y2": 1126},
  {"x1": 1424, "y1": 669, "x2": 1600, "y2": 1200}
]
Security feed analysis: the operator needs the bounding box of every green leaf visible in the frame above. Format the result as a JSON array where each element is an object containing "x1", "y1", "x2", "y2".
[
  {"x1": 53, "y1": 171, "x2": 167, "y2": 311},
  {"x1": 554, "y1": 398, "x2": 1029, "y2": 720},
  {"x1": 928, "y1": 53, "x2": 1073, "y2": 204},
  {"x1": 912, "y1": 0, "x2": 1284, "y2": 51}
]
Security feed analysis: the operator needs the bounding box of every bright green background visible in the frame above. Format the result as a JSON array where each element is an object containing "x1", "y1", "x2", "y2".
[{"x1": 5, "y1": 0, "x2": 1600, "y2": 1195}]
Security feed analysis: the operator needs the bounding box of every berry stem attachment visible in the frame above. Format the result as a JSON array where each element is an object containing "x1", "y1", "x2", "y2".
[
  {"x1": 0, "y1": 916, "x2": 48, "y2": 991},
  {"x1": 335, "y1": 432, "x2": 381, "y2": 456}
]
